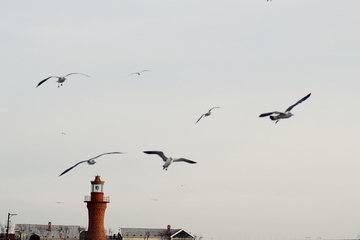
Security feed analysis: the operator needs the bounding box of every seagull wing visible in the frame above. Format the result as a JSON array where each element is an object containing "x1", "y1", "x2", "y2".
[
  {"x1": 285, "y1": 93, "x2": 311, "y2": 112},
  {"x1": 65, "y1": 73, "x2": 90, "y2": 78},
  {"x1": 209, "y1": 107, "x2": 220, "y2": 112},
  {"x1": 36, "y1": 76, "x2": 54, "y2": 88},
  {"x1": 173, "y1": 158, "x2": 197, "y2": 164},
  {"x1": 91, "y1": 152, "x2": 124, "y2": 160},
  {"x1": 140, "y1": 70, "x2": 150, "y2": 73},
  {"x1": 58, "y1": 160, "x2": 88, "y2": 177},
  {"x1": 128, "y1": 72, "x2": 138, "y2": 77},
  {"x1": 259, "y1": 111, "x2": 279, "y2": 117},
  {"x1": 195, "y1": 114, "x2": 205, "y2": 124},
  {"x1": 143, "y1": 151, "x2": 167, "y2": 162}
]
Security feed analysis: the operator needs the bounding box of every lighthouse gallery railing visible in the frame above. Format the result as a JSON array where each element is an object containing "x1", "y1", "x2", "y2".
[{"x1": 84, "y1": 195, "x2": 110, "y2": 202}]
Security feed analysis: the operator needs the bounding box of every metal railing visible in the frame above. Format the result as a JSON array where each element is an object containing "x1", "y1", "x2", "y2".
[{"x1": 84, "y1": 195, "x2": 110, "y2": 202}]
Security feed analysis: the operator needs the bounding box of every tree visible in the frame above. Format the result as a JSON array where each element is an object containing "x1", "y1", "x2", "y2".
[
  {"x1": 108, "y1": 228, "x2": 114, "y2": 236},
  {"x1": 57, "y1": 226, "x2": 64, "y2": 239},
  {"x1": 57, "y1": 226, "x2": 70, "y2": 240},
  {"x1": 194, "y1": 234, "x2": 204, "y2": 240},
  {"x1": 78, "y1": 226, "x2": 86, "y2": 234},
  {"x1": 159, "y1": 230, "x2": 169, "y2": 240},
  {"x1": 144, "y1": 231, "x2": 150, "y2": 240}
]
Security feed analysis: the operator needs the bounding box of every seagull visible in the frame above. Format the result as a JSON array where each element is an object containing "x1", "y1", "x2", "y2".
[
  {"x1": 61, "y1": 132, "x2": 66, "y2": 136},
  {"x1": 259, "y1": 93, "x2": 311, "y2": 123},
  {"x1": 128, "y1": 70, "x2": 150, "y2": 77},
  {"x1": 196, "y1": 107, "x2": 220, "y2": 124},
  {"x1": 36, "y1": 73, "x2": 90, "y2": 88},
  {"x1": 55, "y1": 202, "x2": 63, "y2": 204},
  {"x1": 143, "y1": 151, "x2": 196, "y2": 171},
  {"x1": 59, "y1": 152, "x2": 123, "y2": 176}
]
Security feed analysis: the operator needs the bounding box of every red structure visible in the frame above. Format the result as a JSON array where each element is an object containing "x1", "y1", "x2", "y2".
[{"x1": 84, "y1": 175, "x2": 110, "y2": 240}]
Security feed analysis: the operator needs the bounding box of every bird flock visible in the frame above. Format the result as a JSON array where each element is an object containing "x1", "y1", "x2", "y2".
[{"x1": 38, "y1": 71, "x2": 312, "y2": 176}]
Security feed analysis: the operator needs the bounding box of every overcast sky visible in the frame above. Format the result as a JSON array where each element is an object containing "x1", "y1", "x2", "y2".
[{"x1": 1, "y1": 1, "x2": 360, "y2": 240}]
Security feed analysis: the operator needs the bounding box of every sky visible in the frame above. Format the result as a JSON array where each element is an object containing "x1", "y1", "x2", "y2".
[{"x1": 1, "y1": 1, "x2": 360, "y2": 240}]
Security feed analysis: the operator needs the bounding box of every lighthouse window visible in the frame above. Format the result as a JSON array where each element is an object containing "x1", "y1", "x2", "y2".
[{"x1": 91, "y1": 184, "x2": 103, "y2": 192}]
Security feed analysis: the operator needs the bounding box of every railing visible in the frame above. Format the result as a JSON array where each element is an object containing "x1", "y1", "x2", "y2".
[
  {"x1": 84, "y1": 195, "x2": 110, "y2": 202},
  {"x1": 0, "y1": 233, "x2": 16, "y2": 239}
]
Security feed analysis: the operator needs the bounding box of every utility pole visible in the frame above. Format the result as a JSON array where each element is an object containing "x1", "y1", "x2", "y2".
[{"x1": 5, "y1": 212, "x2": 17, "y2": 239}]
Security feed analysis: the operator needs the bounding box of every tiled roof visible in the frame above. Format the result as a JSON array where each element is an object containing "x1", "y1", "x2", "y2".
[
  {"x1": 15, "y1": 223, "x2": 80, "y2": 238},
  {"x1": 120, "y1": 227, "x2": 181, "y2": 238}
]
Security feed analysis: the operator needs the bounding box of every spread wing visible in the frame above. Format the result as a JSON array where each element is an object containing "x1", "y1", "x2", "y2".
[
  {"x1": 92, "y1": 152, "x2": 123, "y2": 160},
  {"x1": 173, "y1": 158, "x2": 197, "y2": 164},
  {"x1": 128, "y1": 72, "x2": 138, "y2": 77},
  {"x1": 59, "y1": 160, "x2": 88, "y2": 177},
  {"x1": 285, "y1": 93, "x2": 311, "y2": 112},
  {"x1": 259, "y1": 111, "x2": 279, "y2": 117},
  {"x1": 195, "y1": 114, "x2": 205, "y2": 124},
  {"x1": 209, "y1": 107, "x2": 220, "y2": 112},
  {"x1": 36, "y1": 76, "x2": 54, "y2": 88},
  {"x1": 65, "y1": 73, "x2": 90, "y2": 78},
  {"x1": 143, "y1": 151, "x2": 167, "y2": 162}
]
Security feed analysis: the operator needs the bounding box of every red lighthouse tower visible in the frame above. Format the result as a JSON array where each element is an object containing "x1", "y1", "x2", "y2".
[{"x1": 84, "y1": 175, "x2": 109, "y2": 240}]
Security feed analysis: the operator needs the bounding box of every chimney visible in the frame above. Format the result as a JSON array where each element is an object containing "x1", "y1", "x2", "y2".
[
  {"x1": 167, "y1": 225, "x2": 171, "y2": 236},
  {"x1": 48, "y1": 222, "x2": 51, "y2": 231}
]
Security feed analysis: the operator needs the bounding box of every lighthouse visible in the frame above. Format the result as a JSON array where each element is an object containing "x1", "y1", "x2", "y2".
[{"x1": 84, "y1": 175, "x2": 109, "y2": 240}]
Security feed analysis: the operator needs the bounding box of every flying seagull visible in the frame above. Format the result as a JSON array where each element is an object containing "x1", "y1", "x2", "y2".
[
  {"x1": 143, "y1": 151, "x2": 196, "y2": 170},
  {"x1": 128, "y1": 70, "x2": 150, "y2": 77},
  {"x1": 59, "y1": 152, "x2": 123, "y2": 176},
  {"x1": 196, "y1": 107, "x2": 220, "y2": 124},
  {"x1": 36, "y1": 73, "x2": 90, "y2": 88},
  {"x1": 259, "y1": 93, "x2": 311, "y2": 123}
]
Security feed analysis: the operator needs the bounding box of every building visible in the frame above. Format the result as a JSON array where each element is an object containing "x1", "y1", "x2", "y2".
[
  {"x1": 15, "y1": 222, "x2": 81, "y2": 240},
  {"x1": 118, "y1": 225, "x2": 194, "y2": 240},
  {"x1": 84, "y1": 175, "x2": 109, "y2": 240}
]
